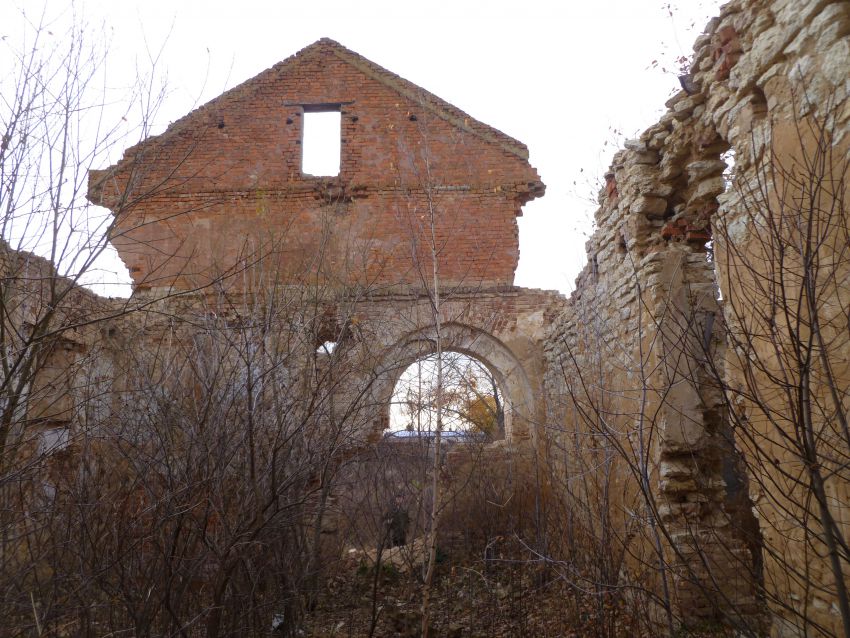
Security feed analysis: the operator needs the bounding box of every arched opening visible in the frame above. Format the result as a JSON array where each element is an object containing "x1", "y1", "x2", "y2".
[
  {"x1": 367, "y1": 322, "x2": 537, "y2": 443},
  {"x1": 386, "y1": 351, "x2": 506, "y2": 440},
  {"x1": 334, "y1": 324, "x2": 540, "y2": 578}
]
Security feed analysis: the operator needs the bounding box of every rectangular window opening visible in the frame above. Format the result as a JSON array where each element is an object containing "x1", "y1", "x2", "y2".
[
  {"x1": 38, "y1": 426, "x2": 70, "y2": 455},
  {"x1": 302, "y1": 110, "x2": 341, "y2": 177}
]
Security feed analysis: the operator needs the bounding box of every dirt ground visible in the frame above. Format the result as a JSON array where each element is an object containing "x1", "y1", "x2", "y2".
[{"x1": 303, "y1": 537, "x2": 647, "y2": 638}]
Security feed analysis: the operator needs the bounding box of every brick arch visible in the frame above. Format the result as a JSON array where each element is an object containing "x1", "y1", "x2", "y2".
[{"x1": 369, "y1": 322, "x2": 536, "y2": 442}]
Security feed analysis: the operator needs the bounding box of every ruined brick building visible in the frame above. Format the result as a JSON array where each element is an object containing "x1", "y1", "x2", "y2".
[
  {"x1": 5, "y1": 0, "x2": 849, "y2": 635},
  {"x1": 88, "y1": 37, "x2": 560, "y2": 444}
]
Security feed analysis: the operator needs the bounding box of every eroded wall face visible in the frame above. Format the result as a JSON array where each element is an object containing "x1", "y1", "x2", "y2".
[
  {"x1": 0, "y1": 241, "x2": 125, "y2": 475},
  {"x1": 545, "y1": 0, "x2": 850, "y2": 634}
]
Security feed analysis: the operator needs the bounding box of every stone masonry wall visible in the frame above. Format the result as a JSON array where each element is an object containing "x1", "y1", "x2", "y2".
[{"x1": 544, "y1": 0, "x2": 850, "y2": 635}]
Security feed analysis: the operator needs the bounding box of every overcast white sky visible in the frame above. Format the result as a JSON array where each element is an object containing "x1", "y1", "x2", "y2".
[{"x1": 2, "y1": 0, "x2": 720, "y2": 296}]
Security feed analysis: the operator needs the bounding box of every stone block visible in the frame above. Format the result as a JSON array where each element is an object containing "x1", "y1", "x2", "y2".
[
  {"x1": 631, "y1": 195, "x2": 668, "y2": 217},
  {"x1": 687, "y1": 159, "x2": 727, "y2": 181}
]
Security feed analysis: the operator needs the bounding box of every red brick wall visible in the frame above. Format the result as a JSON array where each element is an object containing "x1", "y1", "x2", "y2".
[{"x1": 92, "y1": 40, "x2": 543, "y2": 292}]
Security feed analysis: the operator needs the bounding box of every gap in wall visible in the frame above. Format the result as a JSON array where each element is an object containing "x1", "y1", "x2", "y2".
[{"x1": 302, "y1": 111, "x2": 341, "y2": 176}]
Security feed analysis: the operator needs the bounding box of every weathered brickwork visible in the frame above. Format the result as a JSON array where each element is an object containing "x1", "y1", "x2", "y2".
[
  {"x1": 81, "y1": 38, "x2": 560, "y2": 457},
  {"x1": 89, "y1": 39, "x2": 543, "y2": 294},
  {"x1": 113, "y1": 284, "x2": 562, "y2": 448}
]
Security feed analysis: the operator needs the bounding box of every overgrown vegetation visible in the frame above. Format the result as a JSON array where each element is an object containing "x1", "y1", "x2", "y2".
[{"x1": 2, "y1": 3, "x2": 848, "y2": 638}]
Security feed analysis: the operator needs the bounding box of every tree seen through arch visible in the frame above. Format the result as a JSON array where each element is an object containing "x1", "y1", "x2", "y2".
[{"x1": 387, "y1": 352, "x2": 504, "y2": 438}]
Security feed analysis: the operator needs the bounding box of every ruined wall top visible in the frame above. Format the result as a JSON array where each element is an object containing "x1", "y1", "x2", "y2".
[{"x1": 545, "y1": 0, "x2": 850, "y2": 633}]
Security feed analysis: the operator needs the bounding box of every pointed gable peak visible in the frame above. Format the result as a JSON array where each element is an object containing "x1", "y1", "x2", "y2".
[
  {"x1": 288, "y1": 37, "x2": 345, "y2": 57},
  {"x1": 104, "y1": 37, "x2": 531, "y2": 177},
  {"x1": 289, "y1": 38, "x2": 530, "y2": 160}
]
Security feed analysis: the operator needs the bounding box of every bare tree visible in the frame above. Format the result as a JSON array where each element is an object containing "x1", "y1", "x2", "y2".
[
  {"x1": 0, "y1": 10, "x2": 175, "y2": 632},
  {"x1": 0, "y1": 12, "x2": 388, "y2": 635},
  {"x1": 542, "y1": 88, "x2": 850, "y2": 638},
  {"x1": 709, "y1": 95, "x2": 850, "y2": 638}
]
